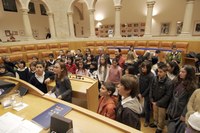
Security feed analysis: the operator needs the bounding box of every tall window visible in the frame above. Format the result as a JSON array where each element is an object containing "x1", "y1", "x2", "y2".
[
  {"x1": 2, "y1": 0, "x2": 17, "y2": 12},
  {"x1": 28, "y1": 2, "x2": 35, "y2": 14},
  {"x1": 40, "y1": 4, "x2": 47, "y2": 15}
]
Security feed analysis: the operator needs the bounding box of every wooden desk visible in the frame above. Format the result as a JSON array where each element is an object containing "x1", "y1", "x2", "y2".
[
  {"x1": 48, "y1": 76, "x2": 98, "y2": 112},
  {"x1": 0, "y1": 76, "x2": 142, "y2": 133},
  {"x1": 184, "y1": 57, "x2": 196, "y2": 66}
]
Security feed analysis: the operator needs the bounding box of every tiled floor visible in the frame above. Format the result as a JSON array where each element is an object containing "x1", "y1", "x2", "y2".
[{"x1": 141, "y1": 118, "x2": 167, "y2": 133}]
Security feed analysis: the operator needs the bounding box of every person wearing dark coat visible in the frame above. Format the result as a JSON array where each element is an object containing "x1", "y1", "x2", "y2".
[
  {"x1": 116, "y1": 75, "x2": 143, "y2": 130},
  {"x1": 0, "y1": 63, "x2": 15, "y2": 77},
  {"x1": 95, "y1": 47, "x2": 111, "y2": 65},
  {"x1": 29, "y1": 61, "x2": 54, "y2": 93},
  {"x1": 1, "y1": 55, "x2": 17, "y2": 76},
  {"x1": 167, "y1": 65, "x2": 197, "y2": 133},
  {"x1": 16, "y1": 60, "x2": 29, "y2": 82},
  {"x1": 48, "y1": 61, "x2": 72, "y2": 102},
  {"x1": 138, "y1": 60, "x2": 154, "y2": 127},
  {"x1": 149, "y1": 62, "x2": 173, "y2": 133}
]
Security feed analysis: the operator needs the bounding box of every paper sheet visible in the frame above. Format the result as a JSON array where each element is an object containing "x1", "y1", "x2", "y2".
[
  {"x1": 0, "y1": 112, "x2": 42, "y2": 133},
  {"x1": 13, "y1": 103, "x2": 28, "y2": 111}
]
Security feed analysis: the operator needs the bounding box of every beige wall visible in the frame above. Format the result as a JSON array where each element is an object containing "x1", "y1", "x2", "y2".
[
  {"x1": 0, "y1": 0, "x2": 200, "y2": 40},
  {"x1": 0, "y1": 0, "x2": 49, "y2": 41}
]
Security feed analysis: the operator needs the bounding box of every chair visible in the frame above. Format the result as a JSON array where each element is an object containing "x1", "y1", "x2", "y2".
[
  {"x1": 10, "y1": 53, "x2": 24, "y2": 62},
  {"x1": 48, "y1": 43, "x2": 60, "y2": 50},
  {"x1": 40, "y1": 51, "x2": 54, "y2": 60},
  {"x1": 115, "y1": 41, "x2": 125, "y2": 47},
  {"x1": 26, "y1": 52, "x2": 40, "y2": 63},
  {"x1": 86, "y1": 41, "x2": 96, "y2": 47},
  {"x1": 37, "y1": 44, "x2": 49, "y2": 51},
  {"x1": 147, "y1": 41, "x2": 159, "y2": 49},
  {"x1": 10, "y1": 45, "x2": 23, "y2": 53},
  {"x1": 174, "y1": 42, "x2": 189, "y2": 53},
  {"x1": 96, "y1": 41, "x2": 105, "y2": 47},
  {"x1": 60, "y1": 42, "x2": 69, "y2": 51},
  {"x1": 0, "y1": 47, "x2": 10, "y2": 55},
  {"x1": 105, "y1": 41, "x2": 115, "y2": 47},
  {"x1": 126, "y1": 41, "x2": 135, "y2": 47},
  {"x1": 159, "y1": 41, "x2": 173, "y2": 50},
  {"x1": 135, "y1": 41, "x2": 147, "y2": 48},
  {"x1": 23, "y1": 44, "x2": 36, "y2": 52},
  {"x1": 107, "y1": 49, "x2": 115, "y2": 59}
]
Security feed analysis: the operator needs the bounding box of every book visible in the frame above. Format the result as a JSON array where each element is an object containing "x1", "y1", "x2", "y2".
[{"x1": 32, "y1": 103, "x2": 72, "y2": 129}]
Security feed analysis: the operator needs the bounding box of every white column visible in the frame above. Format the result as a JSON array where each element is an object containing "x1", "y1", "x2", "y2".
[
  {"x1": 21, "y1": 9, "x2": 34, "y2": 40},
  {"x1": 47, "y1": 12, "x2": 56, "y2": 39},
  {"x1": 180, "y1": 0, "x2": 195, "y2": 37},
  {"x1": 67, "y1": 12, "x2": 75, "y2": 38},
  {"x1": 144, "y1": 1, "x2": 155, "y2": 37},
  {"x1": 89, "y1": 9, "x2": 96, "y2": 38},
  {"x1": 114, "y1": 5, "x2": 121, "y2": 38}
]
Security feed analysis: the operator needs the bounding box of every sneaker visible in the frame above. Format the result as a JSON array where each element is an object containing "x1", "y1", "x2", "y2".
[
  {"x1": 155, "y1": 129, "x2": 162, "y2": 133},
  {"x1": 144, "y1": 122, "x2": 149, "y2": 127},
  {"x1": 149, "y1": 123, "x2": 157, "y2": 128}
]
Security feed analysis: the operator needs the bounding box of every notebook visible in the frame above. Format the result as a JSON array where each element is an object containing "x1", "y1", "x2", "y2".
[{"x1": 32, "y1": 103, "x2": 72, "y2": 129}]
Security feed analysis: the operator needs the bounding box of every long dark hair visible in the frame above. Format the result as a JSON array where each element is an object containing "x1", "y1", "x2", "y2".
[
  {"x1": 98, "y1": 55, "x2": 108, "y2": 81},
  {"x1": 120, "y1": 75, "x2": 139, "y2": 98},
  {"x1": 139, "y1": 60, "x2": 152, "y2": 75},
  {"x1": 176, "y1": 65, "x2": 197, "y2": 91},
  {"x1": 168, "y1": 61, "x2": 180, "y2": 76},
  {"x1": 55, "y1": 61, "x2": 68, "y2": 81}
]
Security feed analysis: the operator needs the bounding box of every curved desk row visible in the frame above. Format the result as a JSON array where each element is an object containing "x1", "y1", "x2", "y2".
[
  {"x1": 0, "y1": 76, "x2": 142, "y2": 133},
  {"x1": 48, "y1": 75, "x2": 99, "y2": 112}
]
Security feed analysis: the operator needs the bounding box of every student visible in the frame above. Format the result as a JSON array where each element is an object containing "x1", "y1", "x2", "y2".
[
  {"x1": 151, "y1": 56, "x2": 159, "y2": 76},
  {"x1": 29, "y1": 61, "x2": 54, "y2": 93},
  {"x1": 124, "y1": 66, "x2": 136, "y2": 76},
  {"x1": 138, "y1": 60, "x2": 154, "y2": 127},
  {"x1": 128, "y1": 45, "x2": 138, "y2": 59},
  {"x1": 47, "y1": 65, "x2": 54, "y2": 73},
  {"x1": 115, "y1": 48, "x2": 125, "y2": 69},
  {"x1": 166, "y1": 45, "x2": 182, "y2": 64},
  {"x1": 95, "y1": 47, "x2": 111, "y2": 65},
  {"x1": 83, "y1": 48, "x2": 92, "y2": 61},
  {"x1": 149, "y1": 62, "x2": 173, "y2": 133},
  {"x1": 166, "y1": 61, "x2": 180, "y2": 80},
  {"x1": 0, "y1": 63, "x2": 15, "y2": 77},
  {"x1": 84, "y1": 54, "x2": 94, "y2": 69},
  {"x1": 75, "y1": 49, "x2": 83, "y2": 58},
  {"x1": 28, "y1": 61, "x2": 36, "y2": 80},
  {"x1": 97, "y1": 55, "x2": 110, "y2": 84},
  {"x1": 1, "y1": 55, "x2": 17, "y2": 75},
  {"x1": 66, "y1": 56, "x2": 76, "y2": 74},
  {"x1": 97, "y1": 82, "x2": 116, "y2": 119},
  {"x1": 116, "y1": 75, "x2": 143, "y2": 130},
  {"x1": 167, "y1": 65, "x2": 197, "y2": 133},
  {"x1": 32, "y1": 56, "x2": 38, "y2": 62},
  {"x1": 16, "y1": 60, "x2": 29, "y2": 82},
  {"x1": 46, "y1": 53, "x2": 55, "y2": 69},
  {"x1": 107, "y1": 58, "x2": 122, "y2": 84},
  {"x1": 48, "y1": 61, "x2": 72, "y2": 102},
  {"x1": 88, "y1": 61, "x2": 98, "y2": 79},
  {"x1": 57, "y1": 50, "x2": 65, "y2": 59},
  {"x1": 76, "y1": 60, "x2": 88, "y2": 76}
]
